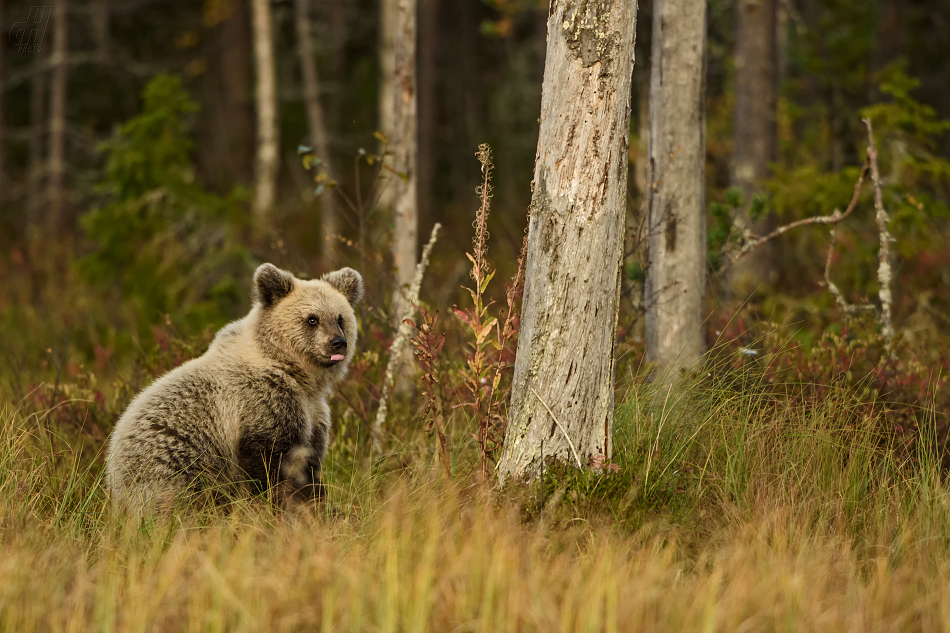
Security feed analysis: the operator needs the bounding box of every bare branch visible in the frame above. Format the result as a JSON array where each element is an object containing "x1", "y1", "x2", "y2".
[
  {"x1": 822, "y1": 223, "x2": 875, "y2": 315},
  {"x1": 372, "y1": 223, "x2": 441, "y2": 452},
  {"x1": 722, "y1": 159, "x2": 869, "y2": 270}
]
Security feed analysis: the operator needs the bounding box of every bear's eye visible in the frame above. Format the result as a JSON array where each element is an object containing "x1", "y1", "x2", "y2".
[
  {"x1": 337, "y1": 315, "x2": 344, "y2": 329},
  {"x1": 307, "y1": 316, "x2": 319, "y2": 327}
]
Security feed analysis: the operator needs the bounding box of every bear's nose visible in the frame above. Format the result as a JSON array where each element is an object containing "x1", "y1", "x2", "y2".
[{"x1": 330, "y1": 337, "x2": 347, "y2": 353}]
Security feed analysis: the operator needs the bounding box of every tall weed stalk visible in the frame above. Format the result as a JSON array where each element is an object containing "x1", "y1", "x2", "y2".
[{"x1": 453, "y1": 144, "x2": 525, "y2": 480}]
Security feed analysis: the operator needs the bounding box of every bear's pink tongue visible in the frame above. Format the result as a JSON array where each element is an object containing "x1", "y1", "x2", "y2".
[{"x1": 330, "y1": 354, "x2": 345, "y2": 362}]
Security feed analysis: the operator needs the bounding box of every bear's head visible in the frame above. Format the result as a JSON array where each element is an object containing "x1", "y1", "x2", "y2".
[{"x1": 252, "y1": 263, "x2": 364, "y2": 374}]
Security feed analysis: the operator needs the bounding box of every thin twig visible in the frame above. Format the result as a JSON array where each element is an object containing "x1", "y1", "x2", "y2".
[
  {"x1": 723, "y1": 160, "x2": 869, "y2": 269},
  {"x1": 531, "y1": 388, "x2": 583, "y2": 470},
  {"x1": 372, "y1": 223, "x2": 441, "y2": 452},
  {"x1": 823, "y1": 222, "x2": 875, "y2": 315},
  {"x1": 864, "y1": 117, "x2": 894, "y2": 348}
]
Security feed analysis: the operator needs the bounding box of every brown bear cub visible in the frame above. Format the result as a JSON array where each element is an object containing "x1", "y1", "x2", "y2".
[{"x1": 106, "y1": 264, "x2": 363, "y2": 512}]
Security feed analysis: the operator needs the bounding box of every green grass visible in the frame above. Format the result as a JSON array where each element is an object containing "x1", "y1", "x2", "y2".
[{"x1": 2, "y1": 372, "x2": 950, "y2": 631}]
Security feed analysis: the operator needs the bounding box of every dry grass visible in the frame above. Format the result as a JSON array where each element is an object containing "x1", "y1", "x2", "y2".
[{"x1": 2, "y1": 377, "x2": 950, "y2": 632}]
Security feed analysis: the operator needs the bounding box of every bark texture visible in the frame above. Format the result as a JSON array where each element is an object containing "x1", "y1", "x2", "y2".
[
  {"x1": 732, "y1": 0, "x2": 777, "y2": 293},
  {"x1": 498, "y1": 0, "x2": 637, "y2": 482},
  {"x1": 47, "y1": 0, "x2": 68, "y2": 232},
  {"x1": 251, "y1": 0, "x2": 278, "y2": 221},
  {"x1": 390, "y1": 0, "x2": 418, "y2": 324},
  {"x1": 644, "y1": 0, "x2": 707, "y2": 376},
  {"x1": 295, "y1": 0, "x2": 340, "y2": 265}
]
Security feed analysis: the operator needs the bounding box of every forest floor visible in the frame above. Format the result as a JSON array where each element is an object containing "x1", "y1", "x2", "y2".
[{"x1": 2, "y1": 371, "x2": 950, "y2": 632}]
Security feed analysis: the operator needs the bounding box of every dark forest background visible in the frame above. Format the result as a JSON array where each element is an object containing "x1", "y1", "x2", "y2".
[{"x1": 1, "y1": 0, "x2": 948, "y2": 440}]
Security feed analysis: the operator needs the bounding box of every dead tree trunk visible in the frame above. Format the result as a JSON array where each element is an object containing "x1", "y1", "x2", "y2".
[
  {"x1": 390, "y1": 0, "x2": 418, "y2": 324},
  {"x1": 47, "y1": 0, "x2": 68, "y2": 232},
  {"x1": 644, "y1": 0, "x2": 707, "y2": 377},
  {"x1": 295, "y1": 0, "x2": 340, "y2": 265},
  {"x1": 497, "y1": 0, "x2": 638, "y2": 482},
  {"x1": 251, "y1": 0, "x2": 278, "y2": 221},
  {"x1": 731, "y1": 0, "x2": 777, "y2": 294}
]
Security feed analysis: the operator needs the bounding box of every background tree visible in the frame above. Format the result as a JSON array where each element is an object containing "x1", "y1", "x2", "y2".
[
  {"x1": 26, "y1": 51, "x2": 45, "y2": 227},
  {"x1": 644, "y1": 0, "x2": 708, "y2": 376},
  {"x1": 46, "y1": 0, "x2": 67, "y2": 232},
  {"x1": 730, "y1": 0, "x2": 778, "y2": 295},
  {"x1": 215, "y1": 0, "x2": 254, "y2": 188},
  {"x1": 0, "y1": 0, "x2": 5, "y2": 211},
  {"x1": 251, "y1": 0, "x2": 278, "y2": 222},
  {"x1": 498, "y1": 0, "x2": 637, "y2": 482},
  {"x1": 295, "y1": 0, "x2": 340, "y2": 265},
  {"x1": 390, "y1": 0, "x2": 418, "y2": 324}
]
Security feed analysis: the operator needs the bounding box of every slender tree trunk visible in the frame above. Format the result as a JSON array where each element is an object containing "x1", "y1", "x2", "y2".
[
  {"x1": 644, "y1": 0, "x2": 707, "y2": 376},
  {"x1": 47, "y1": 0, "x2": 68, "y2": 233},
  {"x1": 731, "y1": 0, "x2": 777, "y2": 294},
  {"x1": 0, "y1": 0, "x2": 5, "y2": 212},
  {"x1": 634, "y1": 75, "x2": 649, "y2": 199},
  {"x1": 251, "y1": 0, "x2": 278, "y2": 221},
  {"x1": 27, "y1": 59, "x2": 46, "y2": 227},
  {"x1": 377, "y1": 0, "x2": 396, "y2": 211},
  {"x1": 498, "y1": 0, "x2": 638, "y2": 482},
  {"x1": 390, "y1": 0, "x2": 418, "y2": 324},
  {"x1": 220, "y1": 0, "x2": 253, "y2": 184},
  {"x1": 870, "y1": 0, "x2": 901, "y2": 102},
  {"x1": 776, "y1": 0, "x2": 788, "y2": 88},
  {"x1": 295, "y1": 0, "x2": 340, "y2": 265},
  {"x1": 417, "y1": 0, "x2": 439, "y2": 230},
  {"x1": 91, "y1": 0, "x2": 109, "y2": 61}
]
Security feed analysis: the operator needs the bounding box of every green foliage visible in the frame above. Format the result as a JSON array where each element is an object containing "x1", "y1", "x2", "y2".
[
  {"x1": 748, "y1": 193, "x2": 769, "y2": 222},
  {"x1": 861, "y1": 64, "x2": 950, "y2": 255},
  {"x1": 624, "y1": 261, "x2": 645, "y2": 284},
  {"x1": 79, "y1": 75, "x2": 250, "y2": 337},
  {"x1": 706, "y1": 187, "x2": 743, "y2": 273},
  {"x1": 765, "y1": 68, "x2": 950, "y2": 307}
]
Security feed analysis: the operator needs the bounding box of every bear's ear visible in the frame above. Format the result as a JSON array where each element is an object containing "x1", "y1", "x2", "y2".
[
  {"x1": 321, "y1": 267, "x2": 365, "y2": 305},
  {"x1": 253, "y1": 264, "x2": 295, "y2": 307}
]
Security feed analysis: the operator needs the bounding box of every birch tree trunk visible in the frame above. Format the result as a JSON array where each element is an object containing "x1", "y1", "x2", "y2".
[
  {"x1": 731, "y1": 0, "x2": 777, "y2": 294},
  {"x1": 390, "y1": 0, "x2": 418, "y2": 324},
  {"x1": 47, "y1": 0, "x2": 68, "y2": 232},
  {"x1": 295, "y1": 0, "x2": 340, "y2": 265},
  {"x1": 251, "y1": 0, "x2": 278, "y2": 222},
  {"x1": 497, "y1": 0, "x2": 637, "y2": 482},
  {"x1": 644, "y1": 0, "x2": 707, "y2": 376}
]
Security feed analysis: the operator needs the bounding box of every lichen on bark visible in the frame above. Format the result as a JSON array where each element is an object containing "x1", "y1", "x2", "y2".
[{"x1": 561, "y1": 0, "x2": 619, "y2": 72}]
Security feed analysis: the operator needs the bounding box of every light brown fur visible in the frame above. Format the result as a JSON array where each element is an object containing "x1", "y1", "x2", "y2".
[{"x1": 105, "y1": 264, "x2": 364, "y2": 512}]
